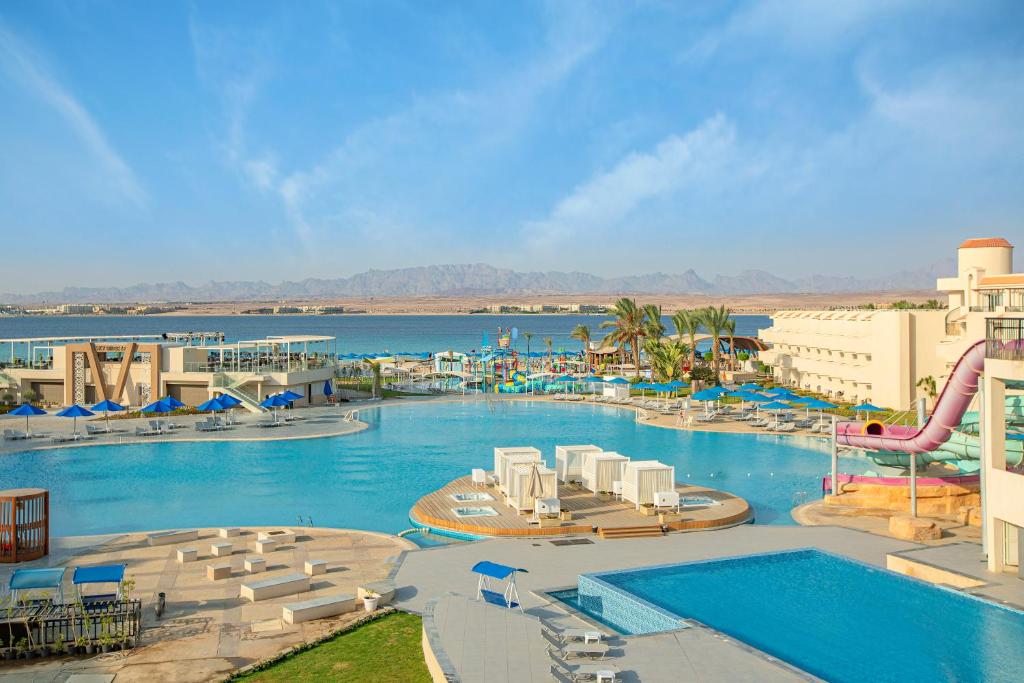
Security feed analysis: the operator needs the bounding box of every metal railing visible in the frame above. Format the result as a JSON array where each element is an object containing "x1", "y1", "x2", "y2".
[{"x1": 986, "y1": 318, "x2": 1024, "y2": 361}]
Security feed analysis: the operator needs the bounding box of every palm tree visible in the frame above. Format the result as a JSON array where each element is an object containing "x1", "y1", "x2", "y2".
[
  {"x1": 916, "y1": 376, "x2": 938, "y2": 410},
  {"x1": 724, "y1": 318, "x2": 737, "y2": 370},
  {"x1": 543, "y1": 337, "x2": 554, "y2": 372},
  {"x1": 644, "y1": 338, "x2": 687, "y2": 382},
  {"x1": 672, "y1": 309, "x2": 701, "y2": 373},
  {"x1": 362, "y1": 358, "x2": 383, "y2": 398},
  {"x1": 697, "y1": 305, "x2": 731, "y2": 384},
  {"x1": 642, "y1": 304, "x2": 665, "y2": 340},
  {"x1": 570, "y1": 324, "x2": 591, "y2": 349},
  {"x1": 599, "y1": 298, "x2": 647, "y2": 377}
]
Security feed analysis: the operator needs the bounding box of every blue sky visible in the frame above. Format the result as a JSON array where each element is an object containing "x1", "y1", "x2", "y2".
[{"x1": 1, "y1": 1, "x2": 1022, "y2": 291}]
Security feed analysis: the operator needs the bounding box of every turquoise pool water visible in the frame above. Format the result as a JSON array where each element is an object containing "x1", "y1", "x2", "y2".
[
  {"x1": 0, "y1": 400, "x2": 870, "y2": 536},
  {"x1": 564, "y1": 549, "x2": 1024, "y2": 683}
]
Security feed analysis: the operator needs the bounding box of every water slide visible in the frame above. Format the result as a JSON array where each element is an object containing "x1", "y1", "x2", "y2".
[
  {"x1": 836, "y1": 340, "x2": 1024, "y2": 470},
  {"x1": 836, "y1": 340, "x2": 987, "y2": 453}
]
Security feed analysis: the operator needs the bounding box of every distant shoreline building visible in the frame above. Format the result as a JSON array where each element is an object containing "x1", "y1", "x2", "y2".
[
  {"x1": 0, "y1": 334, "x2": 337, "y2": 411},
  {"x1": 759, "y1": 237, "x2": 1021, "y2": 409}
]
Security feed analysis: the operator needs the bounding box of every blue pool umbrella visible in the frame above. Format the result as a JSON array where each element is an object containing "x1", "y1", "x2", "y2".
[
  {"x1": 691, "y1": 388, "x2": 724, "y2": 401},
  {"x1": 91, "y1": 399, "x2": 125, "y2": 431},
  {"x1": 279, "y1": 390, "x2": 304, "y2": 401},
  {"x1": 260, "y1": 394, "x2": 290, "y2": 422},
  {"x1": 581, "y1": 375, "x2": 603, "y2": 383},
  {"x1": 323, "y1": 380, "x2": 334, "y2": 397},
  {"x1": 760, "y1": 401, "x2": 791, "y2": 411},
  {"x1": 739, "y1": 383, "x2": 763, "y2": 391},
  {"x1": 56, "y1": 404, "x2": 94, "y2": 436},
  {"x1": 196, "y1": 396, "x2": 226, "y2": 413},
  {"x1": 666, "y1": 380, "x2": 689, "y2": 389},
  {"x1": 9, "y1": 403, "x2": 46, "y2": 435},
  {"x1": 140, "y1": 399, "x2": 172, "y2": 414},
  {"x1": 217, "y1": 394, "x2": 242, "y2": 408},
  {"x1": 798, "y1": 398, "x2": 838, "y2": 421},
  {"x1": 852, "y1": 402, "x2": 884, "y2": 421},
  {"x1": 161, "y1": 396, "x2": 186, "y2": 409},
  {"x1": 605, "y1": 377, "x2": 630, "y2": 385}
]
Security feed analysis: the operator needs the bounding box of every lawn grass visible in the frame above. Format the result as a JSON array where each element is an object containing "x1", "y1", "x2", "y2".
[{"x1": 235, "y1": 612, "x2": 431, "y2": 683}]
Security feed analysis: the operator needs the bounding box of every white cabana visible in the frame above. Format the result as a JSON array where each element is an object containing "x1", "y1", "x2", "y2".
[
  {"x1": 505, "y1": 463, "x2": 557, "y2": 512},
  {"x1": 581, "y1": 451, "x2": 630, "y2": 494},
  {"x1": 493, "y1": 447, "x2": 542, "y2": 495},
  {"x1": 621, "y1": 460, "x2": 676, "y2": 509},
  {"x1": 555, "y1": 444, "x2": 602, "y2": 483}
]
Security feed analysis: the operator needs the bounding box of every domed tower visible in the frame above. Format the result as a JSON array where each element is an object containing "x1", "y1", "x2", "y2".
[{"x1": 939, "y1": 237, "x2": 1014, "y2": 310}]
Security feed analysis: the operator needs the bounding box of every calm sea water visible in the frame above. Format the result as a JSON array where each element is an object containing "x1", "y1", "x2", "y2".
[{"x1": 0, "y1": 314, "x2": 771, "y2": 359}]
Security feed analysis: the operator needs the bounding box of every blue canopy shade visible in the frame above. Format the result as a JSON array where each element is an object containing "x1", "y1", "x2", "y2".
[
  {"x1": 323, "y1": 380, "x2": 334, "y2": 396},
  {"x1": 162, "y1": 396, "x2": 186, "y2": 409},
  {"x1": 691, "y1": 389, "x2": 724, "y2": 401},
  {"x1": 634, "y1": 382, "x2": 656, "y2": 390},
  {"x1": 666, "y1": 380, "x2": 689, "y2": 388},
  {"x1": 140, "y1": 399, "x2": 173, "y2": 414},
  {"x1": 581, "y1": 376, "x2": 604, "y2": 383},
  {"x1": 57, "y1": 404, "x2": 94, "y2": 418},
  {"x1": 801, "y1": 398, "x2": 838, "y2": 409},
  {"x1": 852, "y1": 402, "x2": 885, "y2": 412},
  {"x1": 260, "y1": 395, "x2": 290, "y2": 409},
  {"x1": 9, "y1": 403, "x2": 46, "y2": 416},
  {"x1": 764, "y1": 388, "x2": 797, "y2": 396},
  {"x1": 73, "y1": 564, "x2": 125, "y2": 585},
  {"x1": 196, "y1": 397, "x2": 226, "y2": 412},
  {"x1": 761, "y1": 401, "x2": 792, "y2": 410},
  {"x1": 471, "y1": 561, "x2": 524, "y2": 580},
  {"x1": 279, "y1": 390, "x2": 303, "y2": 401},
  {"x1": 605, "y1": 377, "x2": 630, "y2": 385},
  {"x1": 739, "y1": 383, "x2": 763, "y2": 391},
  {"x1": 552, "y1": 375, "x2": 576, "y2": 383},
  {"x1": 217, "y1": 394, "x2": 242, "y2": 408},
  {"x1": 9, "y1": 567, "x2": 65, "y2": 591},
  {"x1": 91, "y1": 400, "x2": 125, "y2": 412}
]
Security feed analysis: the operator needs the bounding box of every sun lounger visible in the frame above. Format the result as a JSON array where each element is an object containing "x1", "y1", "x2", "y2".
[
  {"x1": 551, "y1": 658, "x2": 620, "y2": 683},
  {"x1": 85, "y1": 424, "x2": 108, "y2": 435},
  {"x1": 543, "y1": 630, "x2": 610, "y2": 659},
  {"x1": 282, "y1": 593, "x2": 355, "y2": 624},
  {"x1": 3, "y1": 429, "x2": 28, "y2": 441},
  {"x1": 774, "y1": 423, "x2": 797, "y2": 432}
]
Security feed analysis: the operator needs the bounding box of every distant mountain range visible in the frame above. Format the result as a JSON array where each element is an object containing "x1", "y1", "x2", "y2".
[{"x1": 2, "y1": 260, "x2": 952, "y2": 304}]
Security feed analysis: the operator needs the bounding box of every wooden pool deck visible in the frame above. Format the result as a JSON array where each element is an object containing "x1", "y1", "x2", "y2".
[{"x1": 411, "y1": 475, "x2": 752, "y2": 538}]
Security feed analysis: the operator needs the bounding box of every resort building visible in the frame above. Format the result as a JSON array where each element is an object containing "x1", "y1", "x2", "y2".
[
  {"x1": 760, "y1": 237, "x2": 1021, "y2": 409},
  {"x1": 981, "y1": 317, "x2": 1024, "y2": 575},
  {"x1": 0, "y1": 334, "x2": 338, "y2": 412}
]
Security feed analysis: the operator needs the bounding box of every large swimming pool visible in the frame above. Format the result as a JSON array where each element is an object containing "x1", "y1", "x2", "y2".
[
  {"x1": 0, "y1": 400, "x2": 872, "y2": 536},
  {"x1": 561, "y1": 549, "x2": 1024, "y2": 683}
]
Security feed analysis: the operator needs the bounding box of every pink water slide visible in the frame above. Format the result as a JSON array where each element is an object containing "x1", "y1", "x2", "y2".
[{"x1": 835, "y1": 340, "x2": 986, "y2": 454}]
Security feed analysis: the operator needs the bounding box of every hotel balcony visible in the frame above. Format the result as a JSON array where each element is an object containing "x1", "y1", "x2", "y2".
[{"x1": 986, "y1": 318, "x2": 1024, "y2": 361}]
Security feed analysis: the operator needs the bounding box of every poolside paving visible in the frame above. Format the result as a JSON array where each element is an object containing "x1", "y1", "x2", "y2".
[
  {"x1": 0, "y1": 527, "x2": 412, "y2": 682},
  {"x1": 395, "y1": 525, "x2": 923, "y2": 682}
]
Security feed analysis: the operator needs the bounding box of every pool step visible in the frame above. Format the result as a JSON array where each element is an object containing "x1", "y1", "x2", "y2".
[{"x1": 597, "y1": 525, "x2": 664, "y2": 540}]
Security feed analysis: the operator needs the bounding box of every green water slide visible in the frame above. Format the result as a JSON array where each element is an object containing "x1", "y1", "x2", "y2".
[{"x1": 866, "y1": 396, "x2": 1024, "y2": 471}]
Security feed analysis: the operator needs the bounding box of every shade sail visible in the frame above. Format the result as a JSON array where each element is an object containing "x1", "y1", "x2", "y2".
[
  {"x1": 73, "y1": 564, "x2": 125, "y2": 585},
  {"x1": 9, "y1": 568, "x2": 65, "y2": 591},
  {"x1": 471, "y1": 561, "x2": 524, "y2": 579}
]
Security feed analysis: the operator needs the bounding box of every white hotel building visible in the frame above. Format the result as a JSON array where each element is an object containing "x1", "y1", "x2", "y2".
[{"x1": 759, "y1": 237, "x2": 1021, "y2": 410}]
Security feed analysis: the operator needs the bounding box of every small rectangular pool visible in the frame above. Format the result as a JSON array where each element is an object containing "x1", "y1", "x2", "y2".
[{"x1": 557, "y1": 549, "x2": 1024, "y2": 683}]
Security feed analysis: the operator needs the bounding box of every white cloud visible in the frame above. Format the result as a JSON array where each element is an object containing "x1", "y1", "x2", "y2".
[
  {"x1": 0, "y1": 24, "x2": 147, "y2": 207},
  {"x1": 521, "y1": 114, "x2": 738, "y2": 250}
]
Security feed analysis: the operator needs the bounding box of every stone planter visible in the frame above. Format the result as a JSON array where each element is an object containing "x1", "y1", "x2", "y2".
[{"x1": 363, "y1": 596, "x2": 379, "y2": 612}]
